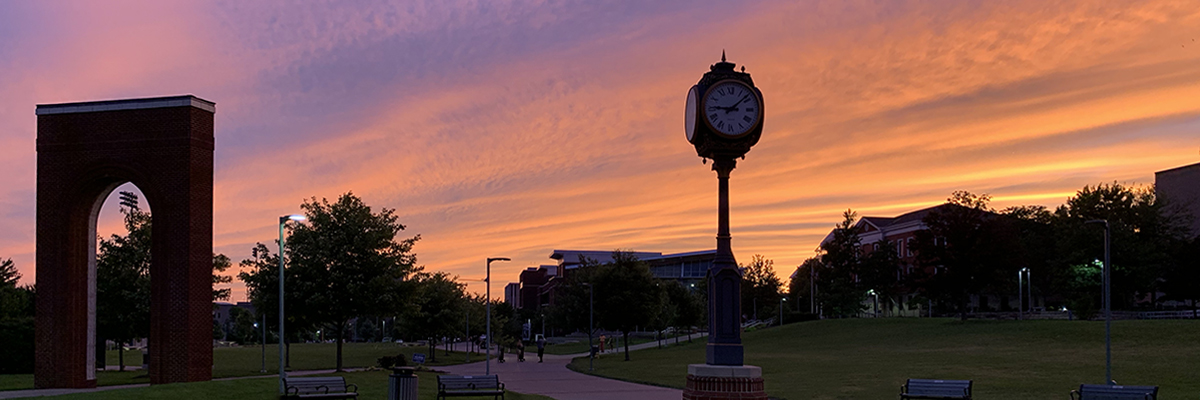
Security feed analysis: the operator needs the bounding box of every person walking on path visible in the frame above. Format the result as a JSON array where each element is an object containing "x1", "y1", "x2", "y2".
[
  {"x1": 516, "y1": 340, "x2": 525, "y2": 362},
  {"x1": 598, "y1": 333, "x2": 606, "y2": 356},
  {"x1": 536, "y1": 335, "x2": 546, "y2": 363}
]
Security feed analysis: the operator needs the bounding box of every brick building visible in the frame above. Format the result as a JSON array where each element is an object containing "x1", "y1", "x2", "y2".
[
  {"x1": 507, "y1": 249, "x2": 715, "y2": 311},
  {"x1": 1155, "y1": 161, "x2": 1200, "y2": 238}
]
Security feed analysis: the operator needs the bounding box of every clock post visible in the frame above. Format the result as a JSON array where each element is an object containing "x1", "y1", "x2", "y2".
[{"x1": 682, "y1": 53, "x2": 768, "y2": 400}]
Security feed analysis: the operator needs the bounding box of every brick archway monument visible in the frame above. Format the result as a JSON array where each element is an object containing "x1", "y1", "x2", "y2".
[{"x1": 35, "y1": 95, "x2": 215, "y2": 388}]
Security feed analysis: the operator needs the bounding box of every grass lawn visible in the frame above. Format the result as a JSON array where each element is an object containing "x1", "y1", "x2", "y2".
[
  {"x1": 1, "y1": 342, "x2": 479, "y2": 391},
  {"x1": 544, "y1": 333, "x2": 698, "y2": 355},
  {"x1": 568, "y1": 318, "x2": 1200, "y2": 400},
  {"x1": 40, "y1": 370, "x2": 554, "y2": 400}
]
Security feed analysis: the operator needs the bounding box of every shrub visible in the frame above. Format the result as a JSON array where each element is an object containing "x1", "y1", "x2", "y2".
[
  {"x1": 0, "y1": 317, "x2": 34, "y2": 373},
  {"x1": 377, "y1": 352, "x2": 408, "y2": 369}
]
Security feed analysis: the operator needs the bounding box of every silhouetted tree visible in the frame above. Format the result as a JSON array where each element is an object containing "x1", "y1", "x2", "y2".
[
  {"x1": 740, "y1": 255, "x2": 783, "y2": 321},
  {"x1": 287, "y1": 192, "x2": 421, "y2": 371},
  {"x1": 400, "y1": 271, "x2": 465, "y2": 362},
  {"x1": 1049, "y1": 183, "x2": 1189, "y2": 312},
  {"x1": 912, "y1": 191, "x2": 1019, "y2": 320},
  {"x1": 593, "y1": 251, "x2": 662, "y2": 361},
  {"x1": 817, "y1": 210, "x2": 867, "y2": 317}
]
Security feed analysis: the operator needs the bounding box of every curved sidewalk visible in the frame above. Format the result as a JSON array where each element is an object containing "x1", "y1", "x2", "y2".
[{"x1": 441, "y1": 336, "x2": 705, "y2": 400}]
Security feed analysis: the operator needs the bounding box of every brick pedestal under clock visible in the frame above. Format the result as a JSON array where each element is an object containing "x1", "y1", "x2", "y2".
[{"x1": 683, "y1": 364, "x2": 768, "y2": 400}]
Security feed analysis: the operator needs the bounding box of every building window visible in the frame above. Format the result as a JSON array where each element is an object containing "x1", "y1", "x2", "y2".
[{"x1": 906, "y1": 238, "x2": 914, "y2": 257}]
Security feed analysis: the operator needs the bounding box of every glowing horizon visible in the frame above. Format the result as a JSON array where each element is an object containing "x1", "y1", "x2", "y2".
[{"x1": 0, "y1": 1, "x2": 1198, "y2": 300}]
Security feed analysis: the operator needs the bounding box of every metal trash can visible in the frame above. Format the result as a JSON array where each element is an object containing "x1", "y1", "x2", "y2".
[
  {"x1": 590, "y1": 345, "x2": 599, "y2": 358},
  {"x1": 388, "y1": 367, "x2": 418, "y2": 400}
]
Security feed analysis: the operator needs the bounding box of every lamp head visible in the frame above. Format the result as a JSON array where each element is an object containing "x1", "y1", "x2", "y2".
[
  {"x1": 280, "y1": 214, "x2": 307, "y2": 224},
  {"x1": 487, "y1": 257, "x2": 511, "y2": 263}
]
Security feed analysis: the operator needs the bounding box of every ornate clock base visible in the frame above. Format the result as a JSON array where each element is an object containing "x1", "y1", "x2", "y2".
[{"x1": 682, "y1": 364, "x2": 768, "y2": 400}]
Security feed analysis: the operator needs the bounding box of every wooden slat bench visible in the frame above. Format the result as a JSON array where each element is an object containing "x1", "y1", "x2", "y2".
[
  {"x1": 284, "y1": 376, "x2": 359, "y2": 399},
  {"x1": 1070, "y1": 384, "x2": 1158, "y2": 400},
  {"x1": 437, "y1": 375, "x2": 505, "y2": 400},
  {"x1": 900, "y1": 378, "x2": 972, "y2": 400}
]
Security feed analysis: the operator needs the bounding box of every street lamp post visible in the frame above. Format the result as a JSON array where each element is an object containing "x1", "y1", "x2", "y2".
[
  {"x1": 810, "y1": 265, "x2": 816, "y2": 315},
  {"x1": 1085, "y1": 219, "x2": 1112, "y2": 384},
  {"x1": 278, "y1": 214, "x2": 305, "y2": 394},
  {"x1": 1018, "y1": 268, "x2": 1024, "y2": 320},
  {"x1": 779, "y1": 297, "x2": 786, "y2": 326},
  {"x1": 583, "y1": 283, "x2": 594, "y2": 371},
  {"x1": 258, "y1": 315, "x2": 266, "y2": 373},
  {"x1": 1026, "y1": 268, "x2": 1033, "y2": 315},
  {"x1": 1018, "y1": 267, "x2": 1031, "y2": 320},
  {"x1": 485, "y1": 257, "x2": 510, "y2": 376},
  {"x1": 465, "y1": 310, "x2": 470, "y2": 363}
]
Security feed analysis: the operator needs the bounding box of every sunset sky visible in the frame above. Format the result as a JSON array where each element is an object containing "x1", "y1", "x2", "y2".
[{"x1": 1, "y1": 1, "x2": 1197, "y2": 301}]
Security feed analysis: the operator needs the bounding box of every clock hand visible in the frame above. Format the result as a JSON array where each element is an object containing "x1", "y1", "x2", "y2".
[{"x1": 734, "y1": 94, "x2": 750, "y2": 106}]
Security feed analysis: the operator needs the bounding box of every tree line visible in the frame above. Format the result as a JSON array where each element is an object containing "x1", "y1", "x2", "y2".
[{"x1": 789, "y1": 184, "x2": 1200, "y2": 320}]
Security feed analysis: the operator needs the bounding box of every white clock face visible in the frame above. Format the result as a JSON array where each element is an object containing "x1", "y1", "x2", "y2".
[
  {"x1": 685, "y1": 86, "x2": 698, "y2": 142},
  {"x1": 703, "y1": 81, "x2": 760, "y2": 137}
]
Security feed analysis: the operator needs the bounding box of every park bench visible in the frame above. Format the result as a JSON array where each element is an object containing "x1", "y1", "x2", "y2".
[
  {"x1": 1069, "y1": 384, "x2": 1158, "y2": 400},
  {"x1": 900, "y1": 379, "x2": 972, "y2": 399},
  {"x1": 437, "y1": 375, "x2": 505, "y2": 400},
  {"x1": 283, "y1": 376, "x2": 359, "y2": 399}
]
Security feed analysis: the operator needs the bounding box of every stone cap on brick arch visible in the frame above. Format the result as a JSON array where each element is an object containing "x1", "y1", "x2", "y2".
[{"x1": 36, "y1": 95, "x2": 215, "y2": 115}]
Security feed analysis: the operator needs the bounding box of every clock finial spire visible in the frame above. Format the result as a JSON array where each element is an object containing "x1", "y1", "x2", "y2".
[{"x1": 721, "y1": 50, "x2": 726, "y2": 62}]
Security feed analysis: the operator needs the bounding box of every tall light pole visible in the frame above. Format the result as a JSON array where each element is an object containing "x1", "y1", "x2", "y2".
[
  {"x1": 779, "y1": 297, "x2": 786, "y2": 326},
  {"x1": 485, "y1": 257, "x2": 509, "y2": 376},
  {"x1": 1085, "y1": 219, "x2": 1112, "y2": 384},
  {"x1": 1018, "y1": 268, "x2": 1024, "y2": 320},
  {"x1": 258, "y1": 315, "x2": 266, "y2": 373},
  {"x1": 810, "y1": 265, "x2": 816, "y2": 314},
  {"x1": 465, "y1": 309, "x2": 470, "y2": 363},
  {"x1": 278, "y1": 214, "x2": 305, "y2": 394},
  {"x1": 1018, "y1": 267, "x2": 1031, "y2": 320},
  {"x1": 583, "y1": 282, "x2": 594, "y2": 371}
]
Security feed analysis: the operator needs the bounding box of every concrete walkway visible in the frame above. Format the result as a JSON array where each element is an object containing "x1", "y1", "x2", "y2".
[{"x1": 439, "y1": 334, "x2": 706, "y2": 400}]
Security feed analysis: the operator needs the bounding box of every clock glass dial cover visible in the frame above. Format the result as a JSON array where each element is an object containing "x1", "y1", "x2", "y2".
[
  {"x1": 703, "y1": 81, "x2": 760, "y2": 137},
  {"x1": 685, "y1": 86, "x2": 698, "y2": 142}
]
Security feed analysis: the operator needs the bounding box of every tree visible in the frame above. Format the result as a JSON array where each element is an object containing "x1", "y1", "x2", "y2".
[
  {"x1": 816, "y1": 210, "x2": 867, "y2": 317},
  {"x1": 740, "y1": 255, "x2": 783, "y2": 321},
  {"x1": 96, "y1": 208, "x2": 152, "y2": 371},
  {"x1": 662, "y1": 280, "x2": 702, "y2": 343},
  {"x1": 0, "y1": 258, "x2": 17, "y2": 287},
  {"x1": 911, "y1": 191, "x2": 1018, "y2": 320},
  {"x1": 287, "y1": 192, "x2": 421, "y2": 371},
  {"x1": 226, "y1": 306, "x2": 258, "y2": 344},
  {"x1": 212, "y1": 253, "x2": 233, "y2": 302},
  {"x1": 593, "y1": 251, "x2": 663, "y2": 361},
  {"x1": 1049, "y1": 183, "x2": 1188, "y2": 311},
  {"x1": 858, "y1": 240, "x2": 902, "y2": 316},
  {"x1": 788, "y1": 257, "x2": 821, "y2": 315},
  {"x1": 237, "y1": 242, "x2": 317, "y2": 367},
  {"x1": 0, "y1": 258, "x2": 36, "y2": 374},
  {"x1": 0, "y1": 258, "x2": 34, "y2": 320},
  {"x1": 399, "y1": 271, "x2": 466, "y2": 362}
]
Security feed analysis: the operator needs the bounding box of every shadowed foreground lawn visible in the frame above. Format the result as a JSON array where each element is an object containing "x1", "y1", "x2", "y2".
[
  {"x1": 41, "y1": 370, "x2": 552, "y2": 400},
  {"x1": 1, "y1": 342, "x2": 479, "y2": 391},
  {"x1": 568, "y1": 318, "x2": 1200, "y2": 400}
]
